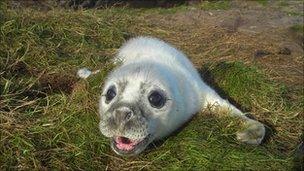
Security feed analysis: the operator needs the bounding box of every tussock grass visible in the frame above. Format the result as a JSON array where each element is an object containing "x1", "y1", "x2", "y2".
[{"x1": 1, "y1": 1, "x2": 303, "y2": 170}]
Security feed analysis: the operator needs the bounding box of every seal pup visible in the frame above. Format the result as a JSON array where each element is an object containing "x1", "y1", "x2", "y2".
[{"x1": 98, "y1": 37, "x2": 265, "y2": 156}]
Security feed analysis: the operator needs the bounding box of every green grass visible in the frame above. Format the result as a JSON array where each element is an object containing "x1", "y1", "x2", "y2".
[
  {"x1": 201, "y1": 62, "x2": 288, "y2": 111},
  {"x1": 200, "y1": 0, "x2": 231, "y2": 10},
  {"x1": 1, "y1": 2, "x2": 303, "y2": 170},
  {"x1": 142, "y1": 0, "x2": 231, "y2": 15},
  {"x1": 254, "y1": 0, "x2": 269, "y2": 6},
  {"x1": 291, "y1": 24, "x2": 304, "y2": 33},
  {"x1": 135, "y1": 115, "x2": 293, "y2": 170},
  {"x1": 147, "y1": 5, "x2": 190, "y2": 15},
  {"x1": 287, "y1": 11, "x2": 304, "y2": 17},
  {"x1": 0, "y1": 4, "x2": 131, "y2": 169},
  {"x1": 278, "y1": 0, "x2": 289, "y2": 7}
]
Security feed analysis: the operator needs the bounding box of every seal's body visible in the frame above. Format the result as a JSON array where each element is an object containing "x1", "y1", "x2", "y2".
[{"x1": 99, "y1": 37, "x2": 265, "y2": 156}]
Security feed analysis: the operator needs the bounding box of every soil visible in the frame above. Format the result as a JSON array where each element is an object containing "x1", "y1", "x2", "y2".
[
  {"x1": 38, "y1": 72, "x2": 78, "y2": 94},
  {"x1": 135, "y1": 0, "x2": 304, "y2": 88}
]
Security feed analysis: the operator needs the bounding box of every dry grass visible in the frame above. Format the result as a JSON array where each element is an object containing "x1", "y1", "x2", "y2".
[{"x1": 1, "y1": 1, "x2": 303, "y2": 170}]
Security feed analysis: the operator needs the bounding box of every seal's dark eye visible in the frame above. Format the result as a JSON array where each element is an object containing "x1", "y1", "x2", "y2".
[
  {"x1": 148, "y1": 91, "x2": 165, "y2": 108},
  {"x1": 105, "y1": 86, "x2": 116, "y2": 103}
]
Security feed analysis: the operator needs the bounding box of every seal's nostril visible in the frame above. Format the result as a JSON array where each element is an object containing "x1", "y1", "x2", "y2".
[
  {"x1": 115, "y1": 107, "x2": 133, "y2": 121},
  {"x1": 125, "y1": 111, "x2": 133, "y2": 120}
]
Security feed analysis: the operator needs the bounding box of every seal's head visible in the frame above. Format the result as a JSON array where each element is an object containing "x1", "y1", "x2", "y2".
[{"x1": 99, "y1": 62, "x2": 198, "y2": 156}]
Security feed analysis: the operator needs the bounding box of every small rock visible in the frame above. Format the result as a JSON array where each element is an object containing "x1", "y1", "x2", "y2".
[
  {"x1": 254, "y1": 50, "x2": 271, "y2": 58},
  {"x1": 77, "y1": 68, "x2": 92, "y2": 79},
  {"x1": 278, "y1": 47, "x2": 291, "y2": 55}
]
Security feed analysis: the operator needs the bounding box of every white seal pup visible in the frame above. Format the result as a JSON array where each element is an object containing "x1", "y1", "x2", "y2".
[{"x1": 98, "y1": 37, "x2": 265, "y2": 156}]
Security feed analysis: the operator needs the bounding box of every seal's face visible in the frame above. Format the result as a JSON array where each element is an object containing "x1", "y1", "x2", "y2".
[{"x1": 99, "y1": 63, "x2": 179, "y2": 156}]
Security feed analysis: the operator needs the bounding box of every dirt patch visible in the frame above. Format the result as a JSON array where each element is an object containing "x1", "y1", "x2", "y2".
[
  {"x1": 135, "y1": 1, "x2": 303, "y2": 87},
  {"x1": 127, "y1": 2, "x2": 304, "y2": 156},
  {"x1": 9, "y1": 61, "x2": 29, "y2": 75},
  {"x1": 38, "y1": 72, "x2": 78, "y2": 94}
]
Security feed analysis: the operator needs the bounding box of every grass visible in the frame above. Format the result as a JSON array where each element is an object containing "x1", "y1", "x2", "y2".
[
  {"x1": 278, "y1": 1, "x2": 289, "y2": 7},
  {"x1": 291, "y1": 24, "x2": 304, "y2": 33},
  {"x1": 200, "y1": 62, "x2": 288, "y2": 111},
  {"x1": 0, "y1": 3, "x2": 131, "y2": 169},
  {"x1": 278, "y1": 0, "x2": 304, "y2": 17},
  {"x1": 287, "y1": 11, "x2": 304, "y2": 17},
  {"x1": 200, "y1": 0, "x2": 231, "y2": 10},
  {"x1": 1, "y1": 1, "x2": 303, "y2": 170},
  {"x1": 254, "y1": 0, "x2": 269, "y2": 6},
  {"x1": 145, "y1": 0, "x2": 231, "y2": 14}
]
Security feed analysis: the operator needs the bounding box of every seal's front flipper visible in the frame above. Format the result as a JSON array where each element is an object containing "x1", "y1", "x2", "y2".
[
  {"x1": 201, "y1": 85, "x2": 265, "y2": 145},
  {"x1": 236, "y1": 120, "x2": 265, "y2": 145}
]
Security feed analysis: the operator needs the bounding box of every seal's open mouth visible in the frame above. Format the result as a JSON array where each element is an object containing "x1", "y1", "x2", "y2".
[
  {"x1": 111, "y1": 135, "x2": 151, "y2": 156},
  {"x1": 114, "y1": 137, "x2": 142, "y2": 151}
]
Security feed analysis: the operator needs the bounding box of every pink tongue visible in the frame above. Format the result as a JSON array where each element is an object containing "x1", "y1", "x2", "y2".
[{"x1": 115, "y1": 137, "x2": 140, "y2": 151}]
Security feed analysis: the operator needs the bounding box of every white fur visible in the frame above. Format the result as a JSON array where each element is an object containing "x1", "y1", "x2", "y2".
[
  {"x1": 117, "y1": 37, "x2": 246, "y2": 117},
  {"x1": 101, "y1": 36, "x2": 265, "y2": 146}
]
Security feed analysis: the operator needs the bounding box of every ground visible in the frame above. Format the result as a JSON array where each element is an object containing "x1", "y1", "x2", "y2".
[{"x1": 0, "y1": 0, "x2": 303, "y2": 170}]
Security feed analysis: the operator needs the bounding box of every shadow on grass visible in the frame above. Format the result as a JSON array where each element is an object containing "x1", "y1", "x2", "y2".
[
  {"x1": 292, "y1": 132, "x2": 304, "y2": 171},
  {"x1": 198, "y1": 62, "x2": 276, "y2": 145},
  {"x1": 63, "y1": 0, "x2": 196, "y2": 9},
  {"x1": 199, "y1": 62, "x2": 249, "y2": 112},
  {"x1": 144, "y1": 62, "x2": 278, "y2": 153}
]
